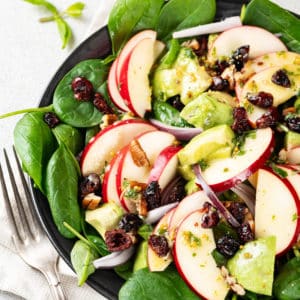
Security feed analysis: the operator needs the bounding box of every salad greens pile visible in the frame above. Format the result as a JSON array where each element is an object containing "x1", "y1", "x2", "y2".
[{"x1": 2, "y1": 0, "x2": 300, "y2": 299}]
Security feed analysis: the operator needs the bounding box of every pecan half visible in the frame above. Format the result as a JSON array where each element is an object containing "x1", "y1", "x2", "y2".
[{"x1": 130, "y1": 139, "x2": 150, "y2": 167}]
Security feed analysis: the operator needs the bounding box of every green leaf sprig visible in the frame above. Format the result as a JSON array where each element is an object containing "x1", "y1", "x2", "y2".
[{"x1": 24, "y1": 0, "x2": 85, "y2": 49}]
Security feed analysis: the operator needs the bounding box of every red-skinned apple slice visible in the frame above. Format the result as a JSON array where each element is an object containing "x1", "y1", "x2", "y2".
[
  {"x1": 119, "y1": 38, "x2": 156, "y2": 117},
  {"x1": 207, "y1": 25, "x2": 287, "y2": 62},
  {"x1": 201, "y1": 127, "x2": 274, "y2": 192},
  {"x1": 116, "y1": 30, "x2": 157, "y2": 80},
  {"x1": 80, "y1": 119, "x2": 156, "y2": 176},
  {"x1": 107, "y1": 58, "x2": 129, "y2": 112},
  {"x1": 168, "y1": 191, "x2": 210, "y2": 240},
  {"x1": 147, "y1": 208, "x2": 175, "y2": 272},
  {"x1": 255, "y1": 167, "x2": 300, "y2": 255},
  {"x1": 147, "y1": 145, "x2": 182, "y2": 190},
  {"x1": 116, "y1": 130, "x2": 177, "y2": 211},
  {"x1": 174, "y1": 210, "x2": 229, "y2": 300}
]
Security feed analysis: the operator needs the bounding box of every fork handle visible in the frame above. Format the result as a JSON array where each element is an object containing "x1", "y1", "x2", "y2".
[{"x1": 42, "y1": 264, "x2": 67, "y2": 300}]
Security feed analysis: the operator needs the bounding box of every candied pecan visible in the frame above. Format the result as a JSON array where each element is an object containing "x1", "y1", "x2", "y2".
[
  {"x1": 237, "y1": 222, "x2": 254, "y2": 244},
  {"x1": 129, "y1": 139, "x2": 150, "y2": 167},
  {"x1": 119, "y1": 213, "x2": 143, "y2": 233},
  {"x1": 247, "y1": 91, "x2": 273, "y2": 108},
  {"x1": 43, "y1": 112, "x2": 60, "y2": 128},
  {"x1": 100, "y1": 114, "x2": 118, "y2": 129},
  {"x1": 143, "y1": 181, "x2": 161, "y2": 210},
  {"x1": 216, "y1": 235, "x2": 240, "y2": 258},
  {"x1": 93, "y1": 93, "x2": 114, "y2": 114},
  {"x1": 71, "y1": 76, "x2": 94, "y2": 101},
  {"x1": 271, "y1": 69, "x2": 291, "y2": 88},
  {"x1": 201, "y1": 202, "x2": 220, "y2": 228},
  {"x1": 148, "y1": 234, "x2": 170, "y2": 257},
  {"x1": 82, "y1": 193, "x2": 101, "y2": 210},
  {"x1": 105, "y1": 229, "x2": 133, "y2": 252},
  {"x1": 231, "y1": 107, "x2": 252, "y2": 134},
  {"x1": 256, "y1": 107, "x2": 279, "y2": 128},
  {"x1": 79, "y1": 173, "x2": 101, "y2": 198}
]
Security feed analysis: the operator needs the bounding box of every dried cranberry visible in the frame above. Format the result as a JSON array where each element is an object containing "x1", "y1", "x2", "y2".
[
  {"x1": 216, "y1": 235, "x2": 240, "y2": 258},
  {"x1": 231, "y1": 107, "x2": 252, "y2": 134},
  {"x1": 214, "y1": 60, "x2": 229, "y2": 75},
  {"x1": 271, "y1": 69, "x2": 291, "y2": 88},
  {"x1": 193, "y1": 36, "x2": 208, "y2": 57},
  {"x1": 256, "y1": 107, "x2": 279, "y2": 129},
  {"x1": 210, "y1": 76, "x2": 229, "y2": 91},
  {"x1": 93, "y1": 93, "x2": 113, "y2": 114},
  {"x1": 143, "y1": 181, "x2": 161, "y2": 210},
  {"x1": 237, "y1": 222, "x2": 254, "y2": 244},
  {"x1": 201, "y1": 202, "x2": 220, "y2": 228},
  {"x1": 285, "y1": 115, "x2": 300, "y2": 133},
  {"x1": 119, "y1": 213, "x2": 143, "y2": 233},
  {"x1": 231, "y1": 45, "x2": 250, "y2": 71},
  {"x1": 247, "y1": 91, "x2": 273, "y2": 108},
  {"x1": 105, "y1": 229, "x2": 132, "y2": 252},
  {"x1": 167, "y1": 95, "x2": 184, "y2": 111},
  {"x1": 227, "y1": 202, "x2": 247, "y2": 224},
  {"x1": 79, "y1": 173, "x2": 101, "y2": 197},
  {"x1": 148, "y1": 234, "x2": 170, "y2": 257},
  {"x1": 43, "y1": 112, "x2": 60, "y2": 128},
  {"x1": 71, "y1": 77, "x2": 94, "y2": 101}
]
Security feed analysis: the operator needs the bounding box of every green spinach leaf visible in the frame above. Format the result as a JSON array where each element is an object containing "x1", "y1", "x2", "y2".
[
  {"x1": 53, "y1": 59, "x2": 109, "y2": 127},
  {"x1": 85, "y1": 126, "x2": 99, "y2": 145},
  {"x1": 118, "y1": 265, "x2": 199, "y2": 300},
  {"x1": 13, "y1": 112, "x2": 56, "y2": 193},
  {"x1": 156, "y1": 0, "x2": 216, "y2": 41},
  {"x1": 71, "y1": 240, "x2": 99, "y2": 286},
  {"x1": 52, "y1": 123, "x2": 83, "y2": 155},
  {"x1": 45, "y1": 144, "x2": 81, "y2": 238},
  {"x1": 108, "y1": 0, "x2": 164, "y2": 53}
]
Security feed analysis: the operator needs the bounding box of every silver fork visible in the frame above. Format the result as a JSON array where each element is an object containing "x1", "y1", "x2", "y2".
[{"x1": 0, "y1": 148, "x2": 66, "y2": 300}]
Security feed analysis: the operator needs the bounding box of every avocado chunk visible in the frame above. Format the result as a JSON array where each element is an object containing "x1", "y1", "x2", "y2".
[
  {"x1": 227, "y1": 236, "x2": 276, "y2": 296},
  {"x1": 152, "y1": 47, "x2": 212, "y2": 105},
  {"x1": 85, "y1": 203, "x2": 124, "y2": 239},
  {"x1": 178, "y1": 124, "x2": 235, "y2": 166},
  {"x1": 285, "y1": 130, "x2": 300, "y2": 150},
  {"x1": 180, "y1": 93, "x2": 233, "y2": 129},
  {"x1": 133, "y1": 240, "x2": 148, "y2": 272}
]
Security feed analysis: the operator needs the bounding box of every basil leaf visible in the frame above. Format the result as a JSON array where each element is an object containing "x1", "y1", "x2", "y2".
[
  {"x1": 156, "y1": 0, "x2": 216, "y2": 41},
  {"x1": 23, "y1": 0, "x2": 58, "y2": 15},
  {"x1": 108, "y1": 0, "x2": 164, "y2": 53},
  {"x1": 119, "y1": 266, "x2": 199, "y2": 300},
  {"x1": 71, "y1": 240, "x2": 99, "y2": 286},
  {"x1": 45, "y1": 144, "x2": 81, "y2": 238},
  {"x1": 53, "y1": 59, "x2": 109, "y2": 127},
  {"x1": 64, "y1": 2, "x2": 85, "y2": 18},
  {"x1": 56, "y1": 17, "x2": 72, "y2": 49},
  {"x1": 242, "y1": 0, "x2": 300, "y2": 53},
  {"x1": 13, "y1": 112, "x2": 56, "y2": 194}
]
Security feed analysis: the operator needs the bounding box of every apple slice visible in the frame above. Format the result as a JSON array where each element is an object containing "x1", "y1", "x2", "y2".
[
  {"x1": 116, "y1": 30, "x2": 157, "y2": 81},
  {"x1": 147, "y1": 208, "x2": 175, "y2": 272},
  {"x1": 168, "y1": 191, "x2": 210, "y2": 240},
  {"x1": 107, "y1": 58, "x2": 130, "y2": 112},
  {"x1": 286, "y1": 147, "x2": 300, "y2": 164},
  {"x1": 174, "y1": 210, "x2": 229, "y2": 299},
  {"x1": 80, "y1": 119, "x2": 156, "y2": 176},
  {"x1": 201, "y1": 127, "x2": 274, "y2": 192},
  {"x1": 207, "y1": 25, "x2": 287, "y2": 62},
  {"x1": 147, "y1": 145, "x2": 182, "y2": 190},
  {"x1": 119, "y1": 37, "x2": 156, "y2": 117},
  {"x1": 255, "y1": 168, "x2": 300, "y2": 255},
  {"x1": 116, "y1": 130, "x2": 177, "y2": 211}
]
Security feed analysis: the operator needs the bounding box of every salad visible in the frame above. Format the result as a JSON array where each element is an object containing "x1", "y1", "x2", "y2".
[{"x1": 2, "y1": 0, "x2": 300, "y2": 299}]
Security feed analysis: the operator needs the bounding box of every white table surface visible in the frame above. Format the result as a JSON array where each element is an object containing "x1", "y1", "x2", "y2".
[{"x1": 0, "y1": 0, "x2": 299, "y2": 299}]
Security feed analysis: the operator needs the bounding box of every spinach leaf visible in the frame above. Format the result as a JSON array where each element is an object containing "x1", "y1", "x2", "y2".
[
  {"x1": 156, "y1": 0, "x2": 216, "y2": 41},
  {"x1": 45, "y1": 143, "x2": 81, "y2": 238},
  {"x1": 86, "y1": 235, "x2": 109, "y2": 257},
  {"x1": 108, "y1": 0, "x2": 164, "y2": 53},
  {"x1": 242, "y1": 0, "x2": 300, "y2": 53},
  {"x1": 114, "y1": 260, "x2": 134, "y2": 280},
  {"x1": 118, "y1": 265, "x2": 199, "y2": 300},
  {"x1": 52, "y1": 123, "x2": 83, "y2": 155},
  {"x1": 137, "y1": 223, "x2": 153, "y2": 240},
  {"x1": 70, "y1": 240, "x2": 99, "y2": 286},
  {"x1": 85, "y1": 126, "x2": 99, "y2": 145},
  {"x1": 53, "y1": 59, "x2": 109, "y2": 127},
  {"x1": 13, "y1": 112, "x2": 56, "y2": 194}
]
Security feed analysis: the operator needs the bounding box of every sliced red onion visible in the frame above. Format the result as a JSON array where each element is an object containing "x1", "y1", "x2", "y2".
[
  {"x1": 161, "y1": 176, "x2": 182, "y2": 205},
  {"x1": 193, "y1": 164, "x2": 240, "y2": 228},
  {"x1": 144, "y1": 202, "x2": 179, "y2": 224},
  {"x1": 173, "y1": 16, "x2": 241, "y2": 39},
  {"x1": 149, "y1": 119, "x2": 202, "y2": 141},
  {"x1": 231, "y1": 183, "x2": 255, "y2": 216},
  {"x1": 93, "y1": 246, "x2": 135, "y2": 269}
]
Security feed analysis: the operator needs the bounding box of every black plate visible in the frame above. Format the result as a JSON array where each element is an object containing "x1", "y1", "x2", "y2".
[{"x1": 31, "y1": 1, "x2": 248, "y2": 299}]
